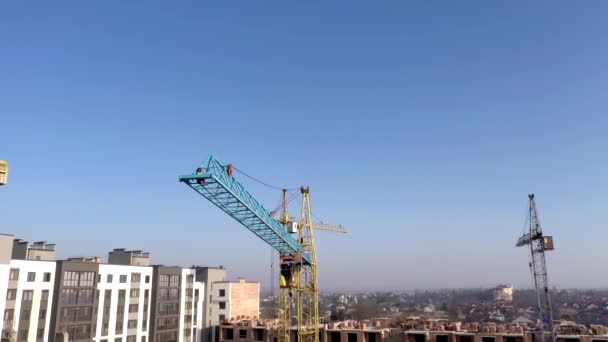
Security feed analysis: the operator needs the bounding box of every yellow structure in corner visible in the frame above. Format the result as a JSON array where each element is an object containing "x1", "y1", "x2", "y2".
[{"x1": 0, "y1": 160, "x2": 8, "y2": 185}]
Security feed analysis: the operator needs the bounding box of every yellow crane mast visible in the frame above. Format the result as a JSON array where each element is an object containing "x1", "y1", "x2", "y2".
[{"x1": 271, "y1": 188, "x2": 346, "y2": 342}]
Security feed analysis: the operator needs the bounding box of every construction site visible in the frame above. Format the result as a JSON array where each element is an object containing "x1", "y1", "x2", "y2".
[
  {"x1": 2, "y1": 154, "x2": 608, "y2": 342},
  {"x1": 216, "y1": 317, "x2": 608, "y2": 342}
]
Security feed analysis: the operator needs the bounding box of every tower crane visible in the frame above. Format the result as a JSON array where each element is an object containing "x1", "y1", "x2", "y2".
[
  {"x1": 269, "y1": 189, "x2": 347, "y2": 307},
  {"x1": 516, "y1": 194, "x2": 555, "y2": 342},
  {"x1": 180, "y1": 155, "x2": 321, "y2": 342}
]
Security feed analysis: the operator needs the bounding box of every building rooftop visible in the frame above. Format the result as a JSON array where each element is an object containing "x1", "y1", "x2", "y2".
[
  {"x1": 215, "y1": 277, "x2": 259, "y2": 284},
  {"x1": 110, "y1": 248, "x2": 150, "y2": 258}
]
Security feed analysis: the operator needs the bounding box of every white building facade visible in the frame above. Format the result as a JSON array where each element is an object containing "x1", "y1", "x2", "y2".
[
  {"x1": 179, "y1": 269, "x2": 205, "y2": 342},
  {"x1": 95, "y1": 264, "x2": 154, "y2": 342},
  {"x1": 1, "y1": 259, "x2": 57, "y2": 342}
]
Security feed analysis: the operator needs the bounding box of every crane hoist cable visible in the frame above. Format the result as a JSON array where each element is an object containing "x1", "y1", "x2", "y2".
[{"x1": 233, "y1": 165, "x2": 299, "y2": 191}]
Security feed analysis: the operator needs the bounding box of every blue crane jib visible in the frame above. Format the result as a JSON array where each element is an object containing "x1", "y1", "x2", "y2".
[{"x1": 179, "y1": 155, "x2": 311, "y2": 265}]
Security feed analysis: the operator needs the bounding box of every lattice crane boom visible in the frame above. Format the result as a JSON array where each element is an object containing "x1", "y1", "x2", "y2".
[
  {"x1": 179, "y1": 155, "x2": 311, "y2": 264},
  {"x1": 313, "y1": 222, "x2": 347, "y2": 234}
]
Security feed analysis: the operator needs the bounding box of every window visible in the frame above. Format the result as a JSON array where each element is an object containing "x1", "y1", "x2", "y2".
[
  {"x1": 127, "y1": 336, "x2": 137, "y2": 342},
  {"x1": 116, "y1": 319, "x2": 124, "y2": 334},
  {"x1": 107, "y1": 274, "x2": 113, "y2": 283},
  {"x1": 39, "y1": 309, "x2": 47, "y2": 320},
  {"x1": 128, "y1": 320, "x2": 137, "y2": 329},
  {"x1": 77, "y1": 306, "x2": 92, "y2": 321},
  {"x1": 104, "y1": 290, "x2": 112, "y2": 306},
  {"x1": 159, "y1": 288, "x2": 179, "y2": 301},
  {"x1": 131, "y1": 273, "x2": 141, "y2": 282},
  {"x1": 77, "y1": 289, "x2": 94, "y2": 304},
  {"x1": 482, "y1": 338, "x2": 495, "y2": 342},
  {"x1": 130, "y1": 289, "x2": 140, "y2": 298},
  {"x1": 187, "y1": 275, "x2": 194, "y2": 283},
  {"x1": 225, "y1": 328, "x2": 233, "y2": 340},
  {"x1": 22, "y1": 290, "x2": 33, "y2": 301},
  {"x1": 219, "y1": 302, "x2": 226, "y2": 310},
  {"x1": 157, "y1": 331, "x2": 178, "y2": 342},
  {"x1": 239, "y1": 330, "x2": 247, "y2": 338},
  {"x1": 169, "y1": 275, "x2": 180, "y2": 287},
  {"x1": 159, "y1": 303, "x2": 178, "y2": 315},
  {"x1": 219, "y1": 314, "x2": 225, "y2": 322},
  {"x1": 4, "y1": 309, "x2": 14, "y2": 320},
  {"x1": 21, "y1": 309, "x2": 31, "y2": 321},
  {"x1": 119, "y1": 289, "x2": 126, "y2": 300},
  {"x1": 145, "y1": 275, "x2": 150, "y2": 283},
  {"x1": 27, "y1": 272, "x2": 36, "y2": 282},
  {"x1": 62, "y1": 307, "x2": 76, "y2": 321},
  {"x1": 120, "y1": 274, "x2": 127, "y2": 283},
  {"x1": 37, "y1": 328, "x2": 44, "y2": 338},
  {"x1": 41, "y1": 290, "x2": 49, "y2": 301},
  {"x1": 129, "y1": 304, "x2": 139, "y2": 313},
  {"x1": 97, "y1": 274, "x2": 102, "y2": 283},
  {"x1": 80, "y1": 272, "x2": 95, "y2": 286},
  {"x1": 117, "y1": 305, "x2": 125, "y2": 314},
  {"x1": 185, "y1": 302, "x2": 193, "y2": 310},
  {"x1": 254, "y1": 329, "x2": 264, "y2": 341},
  {"x1": 9, "y1": 268, "x2": 19, "y2": 280},
  {"x1": 159, "y1": 275, "x2": 169, "y2": 287},
  {"x1": 142, "y1": 336, "x2": 146, "y2": 342},
  {"x1": 61, "y1": 289, "x2": 76, "y2": 304},
  {"x1": 43, "y1": 272, "x2": 51, "y2": 282},
  {"x1": 19, "y1": 329, "x2": 28, "y2": 341},
  {"x1": 162, "y1": 317, "x2": 179, "y2": 330},
  {"x1": 219, "y1": 289, "x2": 225, "y2": 297},
  {"x1": 144, "y1": 289, "x2": 150, "y2": 299},
  {"x1": 63, "y1": 271, "x2": 79, "y2": 286},
  {"x1": 142, "y1": 319, "x2": 148, "y2": 330},
  {"x1": 66, "y1": 324, "x2": 90, "y2": 340},
  {"x1": 184, "y1": 328, "x2": 191, "y2": 337},
  {"x1": 62, "y1": 271, "x2": 93, "y2": 286},
  {"x1": 6, "y1": 289, "x2": 17, "y2": 300},
  {"x1": 115, "y1": 339, "x2": 122, "y2": 342}
]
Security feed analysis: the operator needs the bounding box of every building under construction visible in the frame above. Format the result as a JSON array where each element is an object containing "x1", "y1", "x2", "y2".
[{"x1": 217, "y1": 318, "x2": 608, "y2": 342}]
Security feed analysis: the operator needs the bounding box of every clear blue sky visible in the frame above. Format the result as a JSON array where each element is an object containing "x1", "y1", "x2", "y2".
[{"x1": 1, "y1": 2, "x2": 607, "y2": 291}]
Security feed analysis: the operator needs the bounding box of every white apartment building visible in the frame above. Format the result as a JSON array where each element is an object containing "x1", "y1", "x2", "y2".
[
  {"x1": 180, "y1": 269, "x2": 205, "y2": 342},
  {"x1": 0, "y1": 236, "x2": 57, "y2": 342},
  {"x1": 2, "y1": 260, "x2": 57, "y2": 342},
  {"x1": 95, "y1": 264, "x2": 154, "y2": 342},
  {"x1": 0, "y1": 235, "x2": 13, "y2": 338}
]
